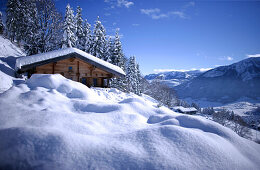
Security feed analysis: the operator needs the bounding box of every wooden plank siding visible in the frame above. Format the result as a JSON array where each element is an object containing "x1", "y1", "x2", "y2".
[{"x1": 35, "y1": 57, "x2": 112, "y2": 87}]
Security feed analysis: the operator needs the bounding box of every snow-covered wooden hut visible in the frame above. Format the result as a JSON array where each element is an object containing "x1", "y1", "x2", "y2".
[
  {"x1": 171, "y1": 106, "x2": 197, "y2": 115},
  {"x1": 15, "y1": 48, "x2": 125, "y2": 87}
]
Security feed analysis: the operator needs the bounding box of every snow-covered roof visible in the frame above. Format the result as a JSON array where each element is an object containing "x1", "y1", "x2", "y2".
[
  {"x1": 171, "y1": 106, "x2": 197, "y2": 112},
  {"x1": 15, "y1": 48, "x2": 125, "y2": 77}
]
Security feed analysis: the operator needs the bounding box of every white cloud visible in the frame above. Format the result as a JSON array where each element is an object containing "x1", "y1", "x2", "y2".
[
  {"x1": 169, "y1": 11, "x2": 186, "y2": 19},
  {"x1": 105, "y1": 0, "x2": 134, "y2": 8},
  {"x1": 247, "y1": 54, "x2": 260, "y2": 58},
  {"x1": 140, "y1": 8, "x2": 186, "y2": 20},
  {"x1": 153, "y1": 68, "x2": 211, "y2": 73},
  {"x1": 140, "y1": 8, "x2": 161, "y2": 15},
  {"x1": 227, "y1": 56, "x2": 233, "y2": 61},
  {"x1": 117, "y1": 0, "x2": 134, "y2": 8},
  {"x1": 184, "y1": 1, "x2": 195, "y2": 9},
  {"x1": 218, "y1": 56, "x2": 233, "y2": 61}
]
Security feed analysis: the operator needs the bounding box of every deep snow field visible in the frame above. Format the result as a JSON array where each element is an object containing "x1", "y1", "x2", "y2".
[{"x1": 0, "y1": 74, "x2": 260, "y2": 169}]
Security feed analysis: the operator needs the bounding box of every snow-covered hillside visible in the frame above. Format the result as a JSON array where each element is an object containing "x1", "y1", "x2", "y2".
[
  {"x1": 202, "y1": 57, "x2": 260, "y2": 81},
  {"x1": 145, "y1": 69, "x2": 207, "y2": 87},
  {"x1": 176, "y1": 57, "x2": 260, "y2": 103},
  {"x1": 0, "y1": 36, "x2": 25, "y2": 93},
  {"x1": 0, "y1": 74, "x2": 259, "y2": 169}
]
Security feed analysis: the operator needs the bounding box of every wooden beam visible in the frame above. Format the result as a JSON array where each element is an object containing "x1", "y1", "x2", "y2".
[
  {"x1": 52, "y1": 63, "x2": 55, "y2": 74},
  {"x1": 77, "y1": 61, "x2": 80, "y2": 82},
  {"x1": 89, "y1": 65, "x2": 96, "y2": 77}
]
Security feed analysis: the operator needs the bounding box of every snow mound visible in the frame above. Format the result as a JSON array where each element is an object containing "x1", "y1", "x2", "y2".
[
  {"x1": 0, "y1": 36, "x2": 25, "y2": 58},
  {"x1": 27, "y1": 74, "x2": 97, "y2": 100},
  {"x1": 0, "y1": 74, "x2": 260, "y2": 169},
  {"x1": 0, "y1": 36, "x2": 25, "y2": 93}
]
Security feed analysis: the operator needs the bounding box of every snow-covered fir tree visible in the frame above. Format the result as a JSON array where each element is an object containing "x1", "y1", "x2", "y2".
[
  {"x1": 109, "y1": 30, "x2": 128, "y2": 92},
  {"x1": 6, "y1": 0, "x2": 25, "y2": 42},
  {"x1": 62, "y1": 4, "x2": 77, "y2": 48},
  {"x1": 89, "y1": 16, "x2": 106, "y2": 59},
  {"x1": 0, "y1": 11, "x2": 4, "y2": 34},
  {"x1": 23, "y1": 1, "x2": 40, "y2": 55},
  {"x1": 104, "y1": 36, "x2": 113, "y2": 62},
  {"x1": 75, "y1": 6, "x2": 84, "y2": 50},
  {"x1": 83, "y1": 19, "x2": 91, "y2": 53},
  {"x1": 6, "y1": 0, "x2": 18, "y2": 41},
  {"x1": 126, "y1": 56, "x2": 141, "y2": 95},
  {"x1": 34, "y1": 0, "x2": 63, "y2": 53},
  {"x1": 136, "y1": 63, "x2": 142, "y2": 95},
  {"x1": 110, "y1": 30, "x2": 124, "y2": 68}
]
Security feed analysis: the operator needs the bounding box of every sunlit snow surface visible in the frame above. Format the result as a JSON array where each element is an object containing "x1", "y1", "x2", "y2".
[{"x1": 0, "y1": 74, "x2": 259, "y2": 170}]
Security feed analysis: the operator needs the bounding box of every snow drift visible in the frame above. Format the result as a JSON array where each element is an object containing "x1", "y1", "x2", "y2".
[
  {"x1": 0, "y1": 74, "x2": 259, "y2": 170},
  {"x1": 0, "y1": 36, "x2": 25, "y2": 92}
]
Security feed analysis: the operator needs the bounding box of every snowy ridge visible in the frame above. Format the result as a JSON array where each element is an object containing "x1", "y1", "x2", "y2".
[
  {"x1": 0, "y1": 74, "x2": 259, "y2": 169},
  {"x1": 176, "y1": 57, "x2": 260, "y2": 103},
  {"x1": 145, "y1": 69, "x2": 206, "y2": 87},
  {"x1": 202, "y1": 57, "x2": 260, "y2": 81},
  {"x1": 15, "y1": 47, "x2": 125, "y2": 76}
]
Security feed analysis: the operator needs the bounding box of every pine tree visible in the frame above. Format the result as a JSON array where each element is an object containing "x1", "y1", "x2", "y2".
[
  {"x1": 6, "y1": 0, "x2": 22, "y2": 42},
  {"x1": 0, "y1": 11, "x2": 4, "y2": 34},
  {"x1": 75, "y1": 6, "x2": 84, "y2": 50},
  {"x1": 105, "y1": 36, "x2": 113, "y2": 62},
  {"x1": 126, "y1": 56, "x2": 138, "y2": 94},
  {"x1": 136, "y1": 63, "x2": 142, "y2": 95},
  {"x1": 90, "y1": 16, "x2": 106, "y2": 59},
  {"x1": 109, "y1": 29, "x2": 128, "y2": 92},
  {"x1": 111, "y1": 30, "x2": 124, "y2": 68},
  {"x1": 62, "y1": 4, "x2": 77, "y2": 48},
  {"x1": 23, "y1": 1, "x2": 40, "y2": 55},
  {"x1": 83, "y1": 19, "x2": 91, "y2": 53},
  {"x1": 34, "y1": 0, "x2": 63, "y2": 53}
]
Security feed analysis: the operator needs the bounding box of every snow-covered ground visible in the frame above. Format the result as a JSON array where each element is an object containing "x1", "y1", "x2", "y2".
[
  {"x1": 0, "y1": 36, "x2": 25, "y2": 93},
  {"x1": 214, "y1": 102, "x2": 260, "y2": 117},
  {"x1": 0, "y1": 74, "x2": 259, "y2": 169},
  {"x1": 0, "y1": 36, "x2": 24, "y2": 57}
]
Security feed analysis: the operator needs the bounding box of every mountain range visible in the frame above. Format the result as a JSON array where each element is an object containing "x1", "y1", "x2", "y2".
[
  {"x1": 145, "y1": 57, "x2": 260, "y2": 103},
  {"x1": 144, "y1": 69, "x2": 207, "y2": 87}
]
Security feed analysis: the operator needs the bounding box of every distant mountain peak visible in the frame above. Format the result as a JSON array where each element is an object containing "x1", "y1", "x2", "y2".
[
  {"x1": 201, "y1": 57, "x2": 260, "y2": 81},
  {"x1": 144, "y1": 69, "x2": 208, "y2": 87},
  {"x1": 176, "y1": 57, "x2": 260, "y2": 103}
]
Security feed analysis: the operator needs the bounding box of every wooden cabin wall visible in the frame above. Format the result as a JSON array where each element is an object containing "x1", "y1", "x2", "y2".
[{"x1": 35, "y1": 57, "x2": 113, "y2": 87}]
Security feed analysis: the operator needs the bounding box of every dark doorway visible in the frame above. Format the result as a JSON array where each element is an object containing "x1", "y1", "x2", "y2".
[
  {"x1": 93, "y1": 78, "x2": 98, "y2": 87},
  {"x1": 81, "y1": 77, "x2": 87, "y2": 85}
]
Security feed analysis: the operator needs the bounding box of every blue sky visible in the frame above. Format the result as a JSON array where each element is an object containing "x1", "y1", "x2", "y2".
[{"x1": 56, "y1": 1, "x2": 259, "y2": 74}]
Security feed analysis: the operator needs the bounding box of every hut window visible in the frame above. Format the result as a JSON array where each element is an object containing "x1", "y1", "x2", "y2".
[
  {"x1": 68, "y1": 66, "x2": 73, "y2": 73},
  {"x1": 81, "y1": 77, "x2": 87, "y2": 85},
  {"x1": 93, "y1": 78, "x2": 97, "y2": 86}
]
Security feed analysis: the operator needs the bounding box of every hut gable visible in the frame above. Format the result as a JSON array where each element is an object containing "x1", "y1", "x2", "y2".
[{"x1": 15, "y1": 48, "x2": 125, "y2": 77}]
